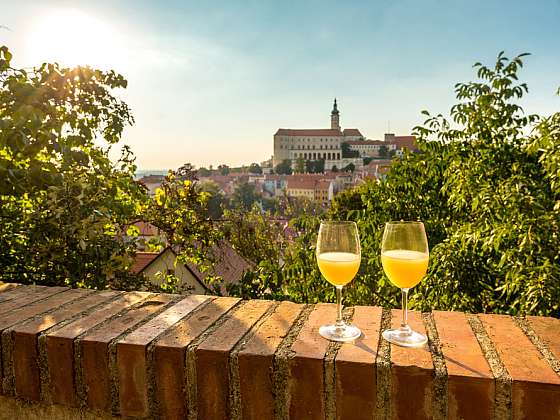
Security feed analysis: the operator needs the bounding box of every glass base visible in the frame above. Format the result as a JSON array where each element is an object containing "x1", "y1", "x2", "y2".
[
  {"x1": 382, "y1": 328, "x2": 427, "y2": 347},
  {"x1": 319, "y1": 323, "x2": 361, "y2": 342}
]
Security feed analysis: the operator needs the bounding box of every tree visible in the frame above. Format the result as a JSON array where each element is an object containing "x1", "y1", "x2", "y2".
[
  {"x1": 0, "y1": 46, "x2": 146, "y2": 288},
  {"x1": 331, "y1": 165, "x2": 339, "y2": 172},
  {"x1": 378, "y1": 144, "x2": 388, "y2": 158},
  {"x1": 218, "y1": 164, "x2": 230, "y2": 176},
  {"x1": 197, "y1": 166, "x2": 211, "y2": 177},
  {"x1": 343, "y1": 163, "x2": 355, "y2": 172},
  {"x1": 341, "y1": 142, "x2": 360, "y2": 158},
  {"x1": 233, "y1": 52, "x2": 560, "y2": 317},
  {"x1": 315, "y1": 158, "x2": 325, "y2": 173},
  {"x1": 232, "y1": 182, "x2": 260, "y2": 211},
  {"x1": 363, "y1": 157, "x2": 374, "y2": 165},
  {"x1": 248, "y1": 163, "x2": 262, "y2": 174},
  {"x1": 275, "y1": 159, "x2": 292, "y2": 175},
  {"x1": 294, "y1": 157, "x2": 305, "y2": 174},
  {"x1": 198, "y1": 180, "x2": 226, "y2": 219}
]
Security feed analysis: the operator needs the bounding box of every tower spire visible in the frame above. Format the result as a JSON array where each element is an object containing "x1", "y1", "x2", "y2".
[{"x1": 330, "y1": 98, "x2": 340, "y2": 130}]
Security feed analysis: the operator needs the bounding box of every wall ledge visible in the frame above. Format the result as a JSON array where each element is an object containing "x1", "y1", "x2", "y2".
[{"x1": 0, "y1": 283, "x2": 558, "y2": 419}]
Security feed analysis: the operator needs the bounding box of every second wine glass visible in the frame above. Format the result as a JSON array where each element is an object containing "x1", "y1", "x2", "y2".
[{"x1": 316, "y1": 221, "x2": 362, "y2": 342}]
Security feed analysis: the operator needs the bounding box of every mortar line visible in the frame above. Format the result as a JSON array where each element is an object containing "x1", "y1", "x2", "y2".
[
  {"x1": 107, "y1": 295, "x2": 182, "y2": 415},
  {"x1": 146, "y1": 296, "x2": 217, "y2": 418},
  {"x1": 422, "y1": 312, "x2": 448, "y2": 420},
  {"x1": 228, "y1": 301, "x2": 281, "y2": 420},
  {"x1": 513, "y1": 316, "x2": 560, "y2": 375},
  {"x1": 0, "y1": 288, "x2": 96, "y2": 397},
  {"x1": 325, "y1": 306, "x2": 354, "y2": 420},
  {"x1": 272, "y1": 304, "x2": 314, "y2": 420},
  {"x1": 375, "y1": 308, "x2": 392, "y2": 420},
  {"x1": 466, "y1": 313, "x2": 512, "y2": 420},
  {"x1": 184, "y1": 299, "x2": 246, "y2": 420}
]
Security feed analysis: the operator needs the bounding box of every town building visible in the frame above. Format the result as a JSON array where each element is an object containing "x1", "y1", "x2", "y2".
[{"x1": 273, "y1": 99, "x2": 365, "y2": 171}]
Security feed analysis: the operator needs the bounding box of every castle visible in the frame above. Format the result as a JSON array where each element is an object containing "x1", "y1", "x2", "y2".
[{"x1": 273, "y1": 99, "x2": 364, "y2": 171}]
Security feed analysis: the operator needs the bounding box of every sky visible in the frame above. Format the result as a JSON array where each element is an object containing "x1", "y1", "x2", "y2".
[{"x1": 1, "y1": 0, "x2": 559, "y2": 169}]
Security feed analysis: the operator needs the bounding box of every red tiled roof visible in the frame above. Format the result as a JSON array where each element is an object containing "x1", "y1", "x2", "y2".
[
  {"x1": 390, "y1": 136, "x2": 417, "y2": 149},
  {"x1": 131, "y1": 252, "x2": 159, "y2": 274},
  {"x1": 346, "y1": 139, "x2": 385, "y2": 146},
  {"x1": 287, "y1": 179, "x2": 317, "y2": 190},
  {"x1": 342, "y1": 128, "x2": 363, "y2": 137},
  {"x1": 275, "y1": 129, "x2": 342, "y2": 137},
  {"x1": 315, "y1": 180, "x2": 331, "y2": 191},
  {"x1": 186, "y1": 241, "x2": 253, "y2": 291},
  {"x1": 131, "y1": 221, "x2": 159, "y2": 236}
]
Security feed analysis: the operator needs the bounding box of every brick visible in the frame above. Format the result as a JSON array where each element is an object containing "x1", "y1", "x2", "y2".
[
  {"x1": 288, "y1": 303, "x2": 336, "y2": 420},
  {"x1": 480, "y1": 314, "x2": 560, "y2": 420},
  {"x1": 10, "y1": 290, "x2": 117, "y2": 401},
  {"x1": 335, "y1": 306, "x2": 382, "y2": 420},
  {"x1": 195, "y1": 299, "x2": 274, "y2": 420},
  {"x1": 527, "y1": 316, "x2": 560, "y2": 363},
  {"x1": 390, "y1": 309, "x2": 433, "y2": 420},
  {"x1": 45, "y1": 291, "x2": 150, "y2": 407},
  {"x1": 237, "y1": 301, "x2": 303, "y2": 420},
  {"x1": 433, "y1": 311, "x2": 494, "y2": 419},
  {"x1": 0, "y1": 284, "x2": 24, "y2": 303},
  {"x1": 0, "y1": 288, "x2": 86, "y2": 396},
  {"x1": 0, "y1": 286, "x2": 66, "y2": 317},
  {"x1": 116, "y1": 295, "x2": 209, "y2": 417},
  {"x1": 152, "y1": 296, "x2": 239, "y2": 419},
  {"x1": 79, "y1": 293, "x2": 176, "y2": 412}
]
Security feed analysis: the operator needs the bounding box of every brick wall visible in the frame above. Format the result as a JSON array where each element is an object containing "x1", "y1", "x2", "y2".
[{"x1": 0, "y1": 283, "x2": 558, "y2": 419}]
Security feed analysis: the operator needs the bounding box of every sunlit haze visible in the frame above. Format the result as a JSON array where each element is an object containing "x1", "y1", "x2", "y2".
[{"x1": 2, "y1": 0, "x2": 559, "y2": 169}]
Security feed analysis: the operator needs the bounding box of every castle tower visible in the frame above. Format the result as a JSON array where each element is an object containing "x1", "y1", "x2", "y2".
[{"x1": 330, "y1": 98, "x2": 340, "y2": 131}]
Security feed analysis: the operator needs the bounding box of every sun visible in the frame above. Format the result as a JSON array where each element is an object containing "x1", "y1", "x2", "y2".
[{"x1": 26, "y1": 9, "x2": 119, "y2": 69}]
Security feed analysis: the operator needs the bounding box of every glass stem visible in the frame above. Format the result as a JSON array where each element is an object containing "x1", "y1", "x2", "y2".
[
  {"x1": 401, "y1": 288, "x2": 411, "y2": 335},
  {"x1": 335, "y1": 286, "x2": 344, "y2": 328}
]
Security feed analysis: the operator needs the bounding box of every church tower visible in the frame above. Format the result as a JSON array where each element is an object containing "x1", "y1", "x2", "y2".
[{"x1": 330, "y1": 98, "x2": 340, "y2": 130}]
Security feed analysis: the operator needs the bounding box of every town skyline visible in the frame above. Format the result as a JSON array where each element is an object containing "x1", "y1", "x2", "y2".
[{"x1": 2, "y1": 0, "x2": 559, "y2": 169}]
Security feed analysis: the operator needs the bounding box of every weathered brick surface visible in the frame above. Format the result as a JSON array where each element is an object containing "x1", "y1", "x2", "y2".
[
  {"x1": 0, "y1": 286, "x2": 67, "y2": 320},
  {"x1": 79, "y1": 293, "x2": 176, "y2": 412},
  {"x1": 288, "y1": 303, "x2": 336, "y2": 420},
  {"x1": 480, "y1": 314, "x2": 560, "y2": 420},
  {"x1": 152, "y1": 296, "x2": 239, "y2": 419},
  {"x1": 335, "y1": 306, "x2": 382, "y2": 420},
  {"x1": 116, "y1": 294, "x2": 209, "y2": 417},
  {"x1": 195, "y1": 299, "x2": 274, "y2": 420},
  {"x1": 237, "y1": 301, "x2": 303, "y2": 420},
  {"x1": 433, "y1": 310, "x2": 494, "y2": 420},
  {"x1": 45, "y1": 291, "x2": 150, "y2": 407},
  {"x1": 390, "y1": 309, "x2": 433, "y2": 420},
  {"x1": 0, "y1": 288, "x2": 86, "y2": 396},
  {"x1": 527, "y1": 315, "x2": 560, "y2": 363},
  {"x1": 0, "y1": 285, "x2": 558, "y2": 420},
  {"x1": 9, "y1": 290, "x2": 118, "y2": 401}
]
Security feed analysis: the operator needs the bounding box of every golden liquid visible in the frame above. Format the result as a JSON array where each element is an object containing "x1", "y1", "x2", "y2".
[
  {"x1": 381, "y1": 249, "x2": 429, "y2": 289},
  {"x1": 317, "y1": 252, "x2": 360, "y2": 286}
]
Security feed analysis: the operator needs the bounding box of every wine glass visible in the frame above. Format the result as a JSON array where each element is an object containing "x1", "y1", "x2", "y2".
[
  {"x1": 381, "y1": 221, "x2": 429, "y2": 347},
  {"x1": 316, "y1": 221, "x2": 361, "y2": 342}
]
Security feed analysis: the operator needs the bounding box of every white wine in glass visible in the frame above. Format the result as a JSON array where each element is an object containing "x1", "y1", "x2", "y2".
[
  {"x1": 316, "y1": 221, "x2": 361, "y2": 342},
  {"x1": 381, "y1": 221, "x2": 429, "y2": 347}
]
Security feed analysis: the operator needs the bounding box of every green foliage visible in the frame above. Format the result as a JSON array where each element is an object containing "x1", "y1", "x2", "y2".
[
  {"x1": 144, "y1": 170, "x2": 219, "y2": 271},
  {"x1": 218, "y1": 164, "x2": 230, "y2": 176},
  {"x1": 341, "y1": 142, "x2": 360, "y2": 158},
  {"x1": 236, "y1": 52, "x2": 560, "y2": 317},
  {"x1": 378, "y1": 144, "x2": 388, "y2": 158},
  {"x1": 0, "y1": 46, "x2": 145, "y2": 288},
  {"x1": 275, "y1": 159, "x2": 292, "y2": 175},
  {"x1": 231, "y1": 182, "x2": 259, "y2": 211},
  {"x1": 248, "y1": 162, "x2": 262, "y2": 174},
  {"x1": 343, "y1": 163, "x2": 355, "y2": 172}
]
